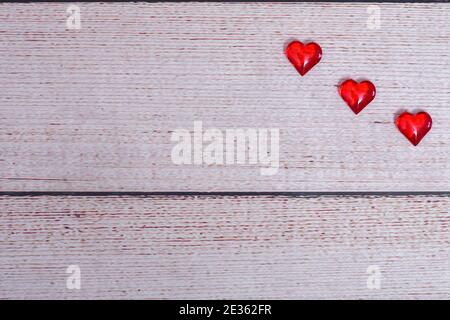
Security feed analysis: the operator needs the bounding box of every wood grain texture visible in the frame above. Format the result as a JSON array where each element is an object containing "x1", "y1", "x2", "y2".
[
  {"x1": 1, "y1": 3, "x2": 450, "y2": 191},
  {"x1": 0, "y1": 195, "x2": 449, "y2": 299}
]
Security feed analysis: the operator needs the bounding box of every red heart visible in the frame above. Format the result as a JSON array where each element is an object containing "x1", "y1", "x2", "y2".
[
  {"x1": 339, "y1": 79, "x2": 376, "y2": 114},
  {"x1": 285, "y1": 41, "x2": 322, "y2": 76},
  {"x1": 395, "y1": 112, "x2": 432, "y2": 146}
]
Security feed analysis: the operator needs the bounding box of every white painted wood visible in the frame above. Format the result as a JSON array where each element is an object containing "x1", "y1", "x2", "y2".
[
  {"x1": 0, "y1": 3, "x2": 450, "y2": 191},
  {"x1": 0, "y1": 195, "x2": 448, "y2": 299}
]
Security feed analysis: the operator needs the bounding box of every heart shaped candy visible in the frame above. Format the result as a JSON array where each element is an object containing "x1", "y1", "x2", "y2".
[
  {"x1": 339, "y1": 79, "x2": 376, "y2": 115},
  {"x1": 285, "y1": 40, "x2": 322, "y2": 76},
  {"x1": 395, "y1": 111, "x2": 432, "y2": 146}
]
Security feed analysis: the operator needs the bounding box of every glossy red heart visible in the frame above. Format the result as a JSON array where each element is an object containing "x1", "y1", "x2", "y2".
[
  {"x1": 395, "y1": 112, "x2": 432, "y2": 146},
  {"x1": 285, "y1": 41, "x2": 322, "y2": 76},
  {"x1": 339, "y1": 79, "x2": 376, "y2": 114}
]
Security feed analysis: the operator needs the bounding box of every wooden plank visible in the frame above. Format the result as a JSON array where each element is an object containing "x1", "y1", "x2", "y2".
[
  {"x1": 1, "y1": 3, "x2": 450, "y2": 191},
  {"x1": 0, "y1": 195, "x2": 448, "y2": 299}
]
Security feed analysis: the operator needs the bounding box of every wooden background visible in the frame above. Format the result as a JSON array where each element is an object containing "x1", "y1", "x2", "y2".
[{"x1": 0, "y1": 2, "x2": 449, "y2": 299}]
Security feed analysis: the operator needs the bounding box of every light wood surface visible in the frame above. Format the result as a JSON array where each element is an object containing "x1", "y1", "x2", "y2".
[
  {"x1": 1, "y1": 3, "x2": 449, "y2": 300},
  {"x1": 1, "y1": 3, "x2": 450, "y2": 191},
  {"x1": 1, "y1": 195, "x2": 449, "y2": 299}
]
